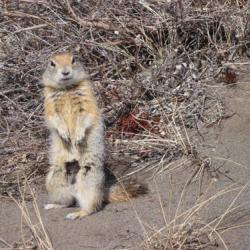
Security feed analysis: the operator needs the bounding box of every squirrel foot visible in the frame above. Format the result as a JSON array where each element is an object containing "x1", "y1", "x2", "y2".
[{"x1": 65, "y1": 209, "x2": 91, "y2": 220}]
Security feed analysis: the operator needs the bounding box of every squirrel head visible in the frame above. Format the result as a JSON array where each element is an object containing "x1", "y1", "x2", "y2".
[{"x1": 43, "y1": 52, "x2": 88, "y2": 89}]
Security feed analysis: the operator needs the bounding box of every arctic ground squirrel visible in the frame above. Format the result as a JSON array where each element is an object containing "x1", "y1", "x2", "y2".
[{"x1": 43, "y1": 52, "x2": 146, "y2": 220}]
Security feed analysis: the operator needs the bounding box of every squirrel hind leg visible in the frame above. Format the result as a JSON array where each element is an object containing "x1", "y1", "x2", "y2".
[
  {"x1": 46, "y1": 166, "x2": 76, "y2": 207},
  {"x1": 45, "y1": 188, "x2": 75, "y2": 209},
  {"x1": 44, "y1": 203, "x2": 68, "y2": 210},
  {"x1": 70, "y1": 169, "x2": 104, "y2": 219}
]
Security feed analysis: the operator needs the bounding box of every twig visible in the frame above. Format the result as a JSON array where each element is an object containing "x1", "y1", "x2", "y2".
[
  {"x1": 13, "y1": 24, "x2": 48, "y2": 34},
  {"x1": 0, "y1": 237, "x2": 11, "y2": 247},
  {"x1": 65, "y1": 0, "x2": 117, "y2": 31}
]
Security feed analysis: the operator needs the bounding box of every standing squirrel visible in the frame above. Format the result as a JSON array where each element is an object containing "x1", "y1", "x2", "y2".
[{"x1": 43, "y1": 52, "x2": 146, "y2": 220}]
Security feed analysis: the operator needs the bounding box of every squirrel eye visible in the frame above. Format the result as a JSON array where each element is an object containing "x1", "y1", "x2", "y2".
[
  {"x1": 50, "y1": 61, "x2": 55, "y2": 67},
  {"x1": 72, "y1": 56, "x2": 76, "y2": 64}
]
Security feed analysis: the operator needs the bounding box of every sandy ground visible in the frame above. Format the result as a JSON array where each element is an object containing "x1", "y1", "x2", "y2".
[{"x1": 1, "y1": 62, "x2": 250, "y2": 249}]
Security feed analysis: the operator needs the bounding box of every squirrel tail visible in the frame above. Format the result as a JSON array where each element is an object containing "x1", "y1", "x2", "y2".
[{"x1": 104, "y1": 180, "x2": 148, "y2": 203}]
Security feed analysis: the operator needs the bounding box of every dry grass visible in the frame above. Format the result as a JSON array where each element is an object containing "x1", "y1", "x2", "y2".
[
  {"x1": 2, "y1": 181, "x2": 53, "y2": 250},
  {"x1": 0, "y1": 0, "x2": 249, "y2": 198},
  {"x1": 1, "y1": 1, "x2": 250, "y2": 247},
  {"x1": 139, "y1": 175, "x2": 250, "y2": 250}
]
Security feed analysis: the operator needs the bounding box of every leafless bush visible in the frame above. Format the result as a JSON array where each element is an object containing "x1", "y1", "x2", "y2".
[{"x1": 0, "y1": 0, "x2": 249, "y2": 198}]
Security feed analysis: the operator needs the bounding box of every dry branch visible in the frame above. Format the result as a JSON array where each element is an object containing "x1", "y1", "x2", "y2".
[
  {"x1": 0, "y1": 0, "x2": 249, "y2": 199},
  {"x1": 65, "y1": 0, "x2": 116, "y2": 31}
]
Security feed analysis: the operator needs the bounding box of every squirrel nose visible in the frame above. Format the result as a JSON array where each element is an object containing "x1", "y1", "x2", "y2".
[{"x1": 62, "y1": 71, "x2": 70, "y2": 76}]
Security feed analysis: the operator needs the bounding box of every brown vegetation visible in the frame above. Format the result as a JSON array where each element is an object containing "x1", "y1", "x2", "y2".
[
  {"x1": 1, "y1": 0, "x2": 249, "y2": 198},
  {"x1": 1, "y1": 1, "x2": 250, "y2": 248}
]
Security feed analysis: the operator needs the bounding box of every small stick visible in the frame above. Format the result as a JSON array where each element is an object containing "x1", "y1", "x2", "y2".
[
  {"x1": 0, "y1": 237, "x2": 11, "y2": 247},
  {"x1": 65, "y1": 0, "x2": 116, "y2": 31},
  {"x1": 13, "y1": 24, "x2": 48, "y2": 34}
]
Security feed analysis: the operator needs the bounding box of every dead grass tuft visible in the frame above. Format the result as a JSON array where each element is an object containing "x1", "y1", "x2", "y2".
[
  {"x1": 141, "y1": 177, "x2": 250, "y2": 250},
  {"x1": 9, "y1": 181, "x2": 53, "y2": 250}
]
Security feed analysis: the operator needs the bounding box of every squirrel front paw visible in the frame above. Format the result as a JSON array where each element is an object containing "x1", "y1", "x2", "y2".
[
  {"x1": 75, "y1": 128, "x2": 87, "y2": 149},
  {"x1": 57, "y1": 128, "x2": 71, "y2": 148}
]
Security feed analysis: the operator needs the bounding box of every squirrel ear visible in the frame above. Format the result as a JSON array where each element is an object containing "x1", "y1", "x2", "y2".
[
  {"x1": 50, "y1": 60, "x2": 56, "y2": 67},
  {"x1": 74, "y1": 44, "x2": 81, "y2": 52},
  {"x1": 71, "y1": 56, "x2": 76, "y2": 64}
]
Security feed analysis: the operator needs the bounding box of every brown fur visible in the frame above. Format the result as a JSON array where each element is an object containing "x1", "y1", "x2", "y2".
[{"x1": 105, "y1": 181, "x2": 148, "y2": 202}]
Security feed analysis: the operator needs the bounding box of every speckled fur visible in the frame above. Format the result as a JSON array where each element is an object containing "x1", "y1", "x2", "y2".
[
  {"x1": 43, "y1": 52, "x2": 147, "y2": 220},
  {"x1": 43, "y1": 52, "x2": 105, "y2": 219}
]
